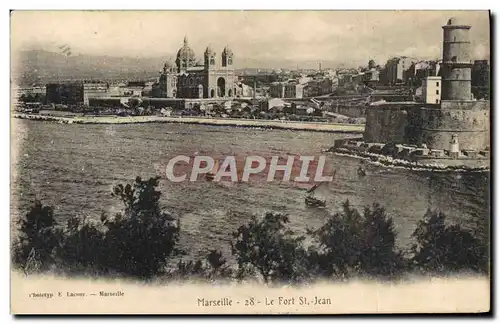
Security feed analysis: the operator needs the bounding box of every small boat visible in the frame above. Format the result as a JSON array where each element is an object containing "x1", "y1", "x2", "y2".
[
  {"x1": 305, "y1": 195, "x2": 326, "y2": 207},
  {"x1": 357, "y1": 165, "x2": 366, "y2": 177},
  {"x1": 304, "y1": 175, "x2": 333, "y2": 208}
]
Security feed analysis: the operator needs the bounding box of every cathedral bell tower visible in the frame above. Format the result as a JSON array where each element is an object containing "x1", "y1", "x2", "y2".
[
  {"x1": 204, "y1": 45, "x2": 216, "y2": 70},
  {"x1": 222, "y1": 46, "x2": 234, "y2": 69}
]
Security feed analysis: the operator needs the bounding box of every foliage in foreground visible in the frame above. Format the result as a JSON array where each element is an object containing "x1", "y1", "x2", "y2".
[
  {"x1": 307, "y1": 201, "x2": 406, "y2": 279},
  {"x1": 231, "y1": 213, "x2": 309, "y2": 283},
  {"x1": 14, "y1": 176, "x2": 180, "y2": 279},
  {"x1": 411, "y1": 210, "x2": 489, "y2": 274},
  {"x1": 12, "y1": 177, "x2": 489, "y2": 283}
]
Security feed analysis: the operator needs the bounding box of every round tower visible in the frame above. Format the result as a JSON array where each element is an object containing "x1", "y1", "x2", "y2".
[
  {"x1": 418, "y1": 18, "x2": 490, "y2": 152},
  {"x1": 441, "y1": 17, "x2": 473, "y2": 101}
]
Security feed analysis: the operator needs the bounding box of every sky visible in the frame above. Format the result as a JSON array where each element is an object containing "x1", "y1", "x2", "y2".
[{"x1": 10, "y1": 10, "x2": 490, "y2": 68}]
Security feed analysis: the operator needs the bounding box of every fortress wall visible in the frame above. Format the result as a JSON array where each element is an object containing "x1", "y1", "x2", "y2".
[
  {"x1": 404, "y1": 106, "x2": 425, "y2": 145},
  {"x1": 420, "y1": 100, "x2": 490, "y2": 150},
  {"x1": 363, "y1": 104, "x2": 413, "y2": 144},
  {"x1": 334, "y1": 105, "x2": 367, "y2": 118},
  {"x1": 440, "y1": 100, "x2": 489, "y2": 111}
]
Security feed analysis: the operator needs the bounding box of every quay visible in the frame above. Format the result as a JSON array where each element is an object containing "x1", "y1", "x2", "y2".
[{"x1": 13, "y1": 113, "x2": 365, "y2": 134}]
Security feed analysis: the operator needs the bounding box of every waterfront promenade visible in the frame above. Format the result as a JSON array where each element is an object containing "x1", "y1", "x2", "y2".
[{"x1": 13, "y1": 113, "x2": 365, "y2": 134}]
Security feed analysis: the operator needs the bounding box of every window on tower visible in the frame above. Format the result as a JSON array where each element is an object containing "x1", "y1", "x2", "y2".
[
  {"x1": 228, "y1": 58, "x2": 233, "y2": 65},
  {"x1": 210, "y1": 58, "x2": 215, "y2": 65}
]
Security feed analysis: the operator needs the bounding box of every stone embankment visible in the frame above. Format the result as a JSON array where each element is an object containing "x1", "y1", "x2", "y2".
[
  {"x1": 328, "y1": 139, "x2": 490, "y2": 172},
  {"x1": 13, "y1": 113, "x2": 365, "y2": 134}
]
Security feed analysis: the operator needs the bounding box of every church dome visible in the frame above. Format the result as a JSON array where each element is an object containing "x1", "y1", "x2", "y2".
[{"x1": 176, "y1": 36, "x2": 196, "y2": 65}]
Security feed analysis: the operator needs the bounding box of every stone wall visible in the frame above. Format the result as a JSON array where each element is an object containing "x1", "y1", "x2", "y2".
[
  {"x1": 332, "y1": 105, "x2": 367, "y2": 118},
  {"x1": 420, "y1": 100, "x2": 490, "y2": 151},
  {"x1": 363, "y1": 104, "x2": 416, "y2": 144}
]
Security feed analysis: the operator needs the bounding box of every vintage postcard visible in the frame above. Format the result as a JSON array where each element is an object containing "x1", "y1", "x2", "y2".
[{"x1": 10, "y1": 10, "x2": 491, "y2": 315}]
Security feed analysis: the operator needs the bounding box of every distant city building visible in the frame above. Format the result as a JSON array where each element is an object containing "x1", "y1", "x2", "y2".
[
  {"x1": 266, "y1": 98, "x2": 286, "y2": 111},
  {"x1": 384, "y1": 56, "x2": 417, "y2": 85},
  {"x1": 421, "y1": 76, "x2": 442, "y2": 104},
  {"x1": 46, "y1": 82, "x2": 85, "y2": 105},
  {"x1": 152, "y1": 36, "x2": 236, "y2": 99},
  {"x1": 338, "y1": 74, "x2": 353, "y2": 87},
  {"x1": 235, "y1": 81, "x2": 255, "y2": 98},
  {"x1": 269, "y1": 81, "x2": 304, "y2": 99},
  {"x1": 45, "y1": 81, "x2": 110, "y2": 105},
  {"x1": 303, "y1": 78, "x2": 333, "y2": 97},
  {"x1": 410, "y1": 60, "x2": 441, "y2": 87},
  {"x1": 83, "y1": 81, "x2": 109, "y2": 105},
  {"x1": 14, "y1": 85, "x2": 46, "y2": 102},
  {"x1": 362, "y1": 68, "x2": 380, "y2": 83},
  {"x1": 16, "y1": 85, "x2": 45, "y2": 96}
]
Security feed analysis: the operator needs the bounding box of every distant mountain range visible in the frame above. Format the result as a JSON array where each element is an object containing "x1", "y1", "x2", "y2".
[
  {"x1": 11, "y1": 50, "x2": 166, "y2": 86},
  {"x1": 12, "y1": 49, "x2": 343, "y2": 86}
]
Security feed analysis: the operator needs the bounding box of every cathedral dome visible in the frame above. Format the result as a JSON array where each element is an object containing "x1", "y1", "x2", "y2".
[{"x1": 176, "y1": 36, "x2": 196, "y2": 66}]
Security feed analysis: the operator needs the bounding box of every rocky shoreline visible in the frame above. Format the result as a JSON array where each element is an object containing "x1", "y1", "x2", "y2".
[
  {"x1": 328, "y1": 147, "x2": 490, "y2": 172},
  {"x1": 13, "y1": 113, "x2": 365, "y2": 134}
]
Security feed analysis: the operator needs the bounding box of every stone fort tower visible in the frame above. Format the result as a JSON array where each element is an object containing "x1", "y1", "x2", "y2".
[
  {"x1": 441, "y1": 17, "x2": 473, "y2": 100},
  {"x1": 419, "y1": 17, "x2": 489, "y2": 151}
]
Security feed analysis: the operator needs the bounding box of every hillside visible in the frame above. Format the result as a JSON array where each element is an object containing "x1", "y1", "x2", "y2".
[
  {"x1": 11, "y1": 50, "x2": 166, "y2": 85},
  {"x1": 11, "y1": 49, "x2": 342, "y2": 86}
]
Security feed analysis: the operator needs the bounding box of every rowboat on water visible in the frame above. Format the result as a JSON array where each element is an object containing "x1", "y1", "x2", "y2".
[{"x1": 304, "y1": 170, "x2": 336, "y2": 208}]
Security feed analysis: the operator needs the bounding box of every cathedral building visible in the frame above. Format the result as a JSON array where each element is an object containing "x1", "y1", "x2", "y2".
[{"x1": 152, "y1": 36, "x2": 236, "y2": 99}]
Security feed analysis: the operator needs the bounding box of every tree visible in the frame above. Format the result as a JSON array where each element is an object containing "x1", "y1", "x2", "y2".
[
  {"x1": 358, "y1": 204, "x2": 405, "y2": 276},
  {"x1": 231, "y1": 213, "x2": 308, "y2": 284},
  {"x1": 99, "y1": 176, "x2": 180, "y2": 279},
  {"x1": 55, "y1": 216, "x2": 104, "y2": 275},
  {"x1": 411, "y1": 210, "x2": 488, "y2": 274},
  {"x1": 170, "y1": 250, "x2": 232, "y2": 280},
  {"x1": 308, "y1": 201, "x2": 364, "y2": 278},
  {"x1": 308, "y1": 200, "x2": 404, "y2": 279},
  {"x1": 128, "y1": 98, "x2": 142, "y2": 110},
  {"x1": 13, "y1": 200, "x2": 62, "y2": 273}
]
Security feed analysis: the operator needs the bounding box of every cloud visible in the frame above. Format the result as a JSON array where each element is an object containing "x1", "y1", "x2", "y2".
[{"x1": 11, "y1": 10, "x2": 490, "y2": 67}]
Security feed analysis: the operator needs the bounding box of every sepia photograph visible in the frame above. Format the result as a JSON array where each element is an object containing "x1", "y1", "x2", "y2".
[{"x1": 9, "y1": 9, "x2": 491, "y2": 315}]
